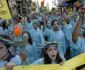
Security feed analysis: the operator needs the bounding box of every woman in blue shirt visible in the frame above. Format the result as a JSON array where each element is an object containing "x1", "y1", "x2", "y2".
[
  {"x1": 32, "y1": 42, "x2": 64, "y2": 65},
  {"x1": 22, "y1": 31, "x2": 37, "y2": 63},
  {"x1": 17, "y1": 31, "x2": 37, "y2": 64}
]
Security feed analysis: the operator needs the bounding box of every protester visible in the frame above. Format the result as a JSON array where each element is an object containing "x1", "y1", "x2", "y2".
[
  {"x1": 32, "y1": 41, "x2": 64, "y2": 65},
  {"x1": 30, "y1": 22, "x2": 45, "y2": 59},
  {"x1": 22, "y1": 31, "x2": 37, "y2": 63},
  {"x1": 25, "y1": 17, "x2": 33, "y2": 31},
  {"x1": 1, "y1": 1, "x2": 85, "y2": 69},
  {"x1": 20, "y1": 51, "x2": 29, "y2": 65},
  {"x1": 63, "y1": 19, "x2": 72, "y2": 59},
  {"x1": 0, "y1": 37, "x2": 21, "y2": 69},
  {"x1": 72, "y1": 6, "x2": 85, "y2": 57},
  {"x1": 50, "y1": 19, "x2": 66, "y2": 61}
]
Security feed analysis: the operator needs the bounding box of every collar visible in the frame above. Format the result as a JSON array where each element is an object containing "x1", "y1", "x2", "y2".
[{"x1": 4, "y1": 51, "x2": 15, "y2": 62}]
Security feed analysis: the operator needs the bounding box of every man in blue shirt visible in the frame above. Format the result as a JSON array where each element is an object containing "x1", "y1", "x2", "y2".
[
  {"x1": 30, "y1": 22, "x2": 44, "y2": 59},
  {"x1": 0, "y1": 38, "x2": 21, "y2": 69}
]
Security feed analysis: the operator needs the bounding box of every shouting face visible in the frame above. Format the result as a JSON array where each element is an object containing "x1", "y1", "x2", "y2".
[{"x1": 46, "y1": 46, "x2": 57, "y2": 61}]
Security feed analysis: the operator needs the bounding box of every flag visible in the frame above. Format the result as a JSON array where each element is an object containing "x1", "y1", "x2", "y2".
[{"x1": 0, "y1": 0, "x2": 11, "y2": 19}]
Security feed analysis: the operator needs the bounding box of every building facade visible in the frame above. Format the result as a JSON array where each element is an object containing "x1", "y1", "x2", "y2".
[{"x1": 7, "y1": 0, "x2": 31, "y2": 16}]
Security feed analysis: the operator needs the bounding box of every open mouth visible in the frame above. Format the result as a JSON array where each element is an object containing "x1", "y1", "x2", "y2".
[
  {"x1": 52, "y1": 55, "x2": 56, "y2": 57},
  {"x1": 55, "y1": 26, "x2": 58, "y2": 28}
]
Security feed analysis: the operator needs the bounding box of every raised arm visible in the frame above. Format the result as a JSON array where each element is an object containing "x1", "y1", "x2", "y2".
[{"x1": 72, "y1": 8, "x2": 84, "y2": 43}]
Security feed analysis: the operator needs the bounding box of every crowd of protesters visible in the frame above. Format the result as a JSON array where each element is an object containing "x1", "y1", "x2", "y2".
[{"x1": 0, "y1": 1, "x2": 85, "y2": 70}]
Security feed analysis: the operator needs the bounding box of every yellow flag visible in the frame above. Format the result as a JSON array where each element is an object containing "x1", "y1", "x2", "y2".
[
  {"x1": 0, "y1": 53, "x2": 85, "y2": 70},
  {"x1": 0, "y1": 0, "x2": 11, "y2": 19}
]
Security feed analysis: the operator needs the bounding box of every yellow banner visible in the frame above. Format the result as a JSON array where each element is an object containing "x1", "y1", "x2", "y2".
[
  {"x1": 0, "y1": 53, "x2": 85, "y2": 70},
  {"x1": 0, "y1": 0, "x2": 11, "y2": 19}
]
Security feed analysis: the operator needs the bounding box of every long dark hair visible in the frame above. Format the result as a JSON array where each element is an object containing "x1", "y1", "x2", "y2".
[
  {"x1": 22, "y1": 31, "x2": 33, "y2": 45},
  {"x1": 44, "y1": 47, "x2": 63, "y2": 64}
]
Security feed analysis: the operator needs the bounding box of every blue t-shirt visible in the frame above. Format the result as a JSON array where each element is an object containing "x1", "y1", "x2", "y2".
[
  {"x1": 71, "y1": 37, "x2": 85, "y2": 57},
  {"x1": 0, "y1": 52, "x2": 21, "y2": 68},
  {"x1": 32, "y1": 58, "x2": 57, "y2": 65}
]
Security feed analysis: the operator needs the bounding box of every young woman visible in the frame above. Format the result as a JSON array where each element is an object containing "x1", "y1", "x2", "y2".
[
  {"x1": 32, "y1": 42, "x2": 64, "y2": 65},
  {"x1": 17, "y1": 31, "x2": 37, "y2": 64}
]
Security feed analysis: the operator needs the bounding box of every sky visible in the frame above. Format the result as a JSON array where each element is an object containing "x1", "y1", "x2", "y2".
[{"x1": 32, "y1": 0, "x2": 58, "y2": 10}]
